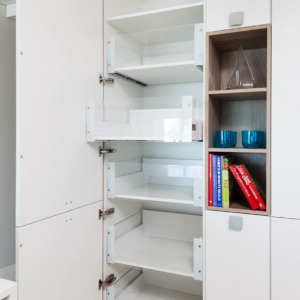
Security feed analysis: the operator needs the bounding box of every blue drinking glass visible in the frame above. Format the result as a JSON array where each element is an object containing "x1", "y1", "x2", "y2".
[
  {"x1": 242, "y1": 131, "x2": 264, "y2": 148},
  {"x1": 215, "y1": 131, "x2": 237, "y2": 148}
]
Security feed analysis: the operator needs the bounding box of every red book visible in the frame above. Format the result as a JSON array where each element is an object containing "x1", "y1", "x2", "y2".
[
  {"x1": 236, "y1": 165, "x2": 266, "y2": 211},
  {"x1": 229, "y1": 165, "x2": 259, "y2": 210},
  {"x1": 208, "y1": 154, "x2": 213, "y2": 206}
]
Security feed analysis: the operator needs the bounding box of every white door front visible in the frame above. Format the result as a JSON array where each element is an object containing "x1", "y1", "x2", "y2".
[{"x1": 16, "y1": 0, "x2": 104, "y2": 299}]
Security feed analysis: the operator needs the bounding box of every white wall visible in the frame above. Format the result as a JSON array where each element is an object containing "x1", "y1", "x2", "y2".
[{"x1": 0, "y1": 4, "x2": 16, "y2": 271}]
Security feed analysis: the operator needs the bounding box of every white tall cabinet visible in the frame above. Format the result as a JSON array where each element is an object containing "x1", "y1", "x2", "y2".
[
  {"x1": 16, "y1": 0, "x2": 205, "y2": 300},
  {"x1": 272, "y1": 0, "x2": 300, "y2": 220},
  {"x1": 13, "y1": 0, "x2": 299, "y2": 299},
  {"x1": 271, "y1": 1, "x2": 300, "y2": 299},
  {"x1": 205, "y1": 2, "x2": 272, "y2": 300}
]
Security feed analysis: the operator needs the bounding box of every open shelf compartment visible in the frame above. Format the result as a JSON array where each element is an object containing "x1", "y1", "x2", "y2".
[
  {"x1": 207, "y1": 96, "x2": 267, "y2": 149},
  {"x1": 108, "y1": 24, "x2": 204, "y2": 85},
  {"x1": 107, "y1": 2, "x2": 204, "y2": 33},
  {"x1": 87, "y1": 96, "x2": 203, "y2": 142},
  {"x1": 207, "y1": 25, "x2": 269, "y2": 92},
  {"x1": 206, "y1": 152, "x2": 268, "y2": 216},
  {"x1": 107, "y1": 158, "x2": 203, "y2": 206},
  {"x1": 107, "y1": 210, "x2": 203, "y2": 279},
  {"x1": 107, "y1": 266, "x2": 203, "y2": 300}
]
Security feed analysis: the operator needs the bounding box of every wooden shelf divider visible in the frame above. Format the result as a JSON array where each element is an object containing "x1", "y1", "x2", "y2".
[
  {"x1": 209, "y1": 88, "x2": 267, "y2": 101},
  {"x1": 209, "y1": 148, "x2": 267, "y2": 154}
]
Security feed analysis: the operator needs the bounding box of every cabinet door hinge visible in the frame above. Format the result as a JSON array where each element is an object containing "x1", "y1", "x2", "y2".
[
  {"x1": 99, "y1": 147, "x2": 117, "y2": 157},
  {"x1": 99, "y1": 74, "x2": 115, "y2": 85},
  {"x1": 99, "y1": 208, "x2": 115, "y2": 219},
  {"x1": 99, "y1": 274, "x2": 116, "y2": 290}
]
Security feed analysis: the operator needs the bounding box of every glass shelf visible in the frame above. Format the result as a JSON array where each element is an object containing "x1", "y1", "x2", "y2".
[
  {"x1": 87, "y1": 96, "x2": 203, "y2": 142},
  {"x1": 107, "y1": 158, "x2": 203, "y2": 206},
  {"x1": 107, "y1": 210, "x2": 203, "y2": 279},
  {"x1": 108, "y1": 24, "x2": 204, "y2": 85}
]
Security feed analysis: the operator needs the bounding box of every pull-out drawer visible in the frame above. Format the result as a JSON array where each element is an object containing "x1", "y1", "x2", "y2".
[
  {"x1": 87, "y1": 97, "x2": 203, "y2": 142},
  {"x1": 107, "y1": 1, "x2": 203, "y2": 33},
  {"x1": 107, "y1": 158, "x2": 203, "y2": 206},
  {"x1": 107, "y1": 210, "x2": 203, "y2": 280},
  {"x1": 107, "y1": 24, "x2": 204, "y2": 86},
  {"x1": 107, "y1": 266, "x2": 203, "y2": 300}
]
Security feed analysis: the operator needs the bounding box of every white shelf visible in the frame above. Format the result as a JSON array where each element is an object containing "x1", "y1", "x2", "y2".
[
  {"x1": 107, "y1": 158, "x2": 203, "y2": 207},
  {"x1": 107, "y1": 210, "x2": 203, "y2": 280},
  {"x1": 115, "y1": 61, "x2": 203, "y2": 85},
  {"x1": 115, "y1": 235, "x2": 194, "y2": 278},
  {"x1": 109, "y1": 269, "x2": 203, "y2": 300},
  {"x1": 115, "y1": 183, "x2": 194, "y2": 205},
  {"x1": 124, "y1": 285, "x2": 203, "y2": 300},
  {"x1": 107, "y1": 3, "x2": 204, "y2": 33}
]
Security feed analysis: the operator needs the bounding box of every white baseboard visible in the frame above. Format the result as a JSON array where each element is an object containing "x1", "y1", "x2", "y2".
[{"x1": 0, "y1": 265, "x2": 16, "y2": 281}]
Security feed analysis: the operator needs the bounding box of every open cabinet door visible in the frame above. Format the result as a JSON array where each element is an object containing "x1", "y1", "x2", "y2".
[
  {"x1": 16, "y1": 0, "x2": 103, "y2": 226},
  {"x1": 16, "y1": 0, "x2": 104, "y2": 299}
]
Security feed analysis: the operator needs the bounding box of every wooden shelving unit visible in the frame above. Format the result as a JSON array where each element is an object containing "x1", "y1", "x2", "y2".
[{"x1": 205, "y1": 25, "x2": 271, "y2": 215}]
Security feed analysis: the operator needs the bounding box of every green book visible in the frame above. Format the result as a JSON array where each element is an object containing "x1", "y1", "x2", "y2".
[{"x1": 222, "y1": 157, "x2": 232, "y2": 208}]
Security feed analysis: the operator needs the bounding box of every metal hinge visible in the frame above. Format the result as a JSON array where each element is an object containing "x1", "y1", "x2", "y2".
[
  {"x1": 99, "y1": 147, "x2": 117, "y2": 157},
  {"x1": 99, "y1": 208, "x2": 115, "y2": 219},
  {"x1": 99, "y1": 74, "x2": 115, "y2": 85},
  {"x1": 99, "y1": 274, "x2": 116, "y2": 290}
]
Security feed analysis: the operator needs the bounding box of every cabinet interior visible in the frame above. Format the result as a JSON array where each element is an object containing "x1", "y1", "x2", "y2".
[{"x1": 104, "y1": 141, "x2": 204, "y2": 299}]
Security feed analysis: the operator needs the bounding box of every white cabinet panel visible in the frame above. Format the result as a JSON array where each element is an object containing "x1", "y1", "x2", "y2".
[
  {"x1": 16, "y1": 202, "x2": 102, "y2": 300},
  {"x1": 206, "y1": 211, "x2": 270, "y2": 300},
  {"x1": 206, "y1": 0, "x2": 271, "y2": 32},
  {"x1": 16, "y1": 0, "x2": 103, "y2": 226},
  {"x1": 272, "y1": 0, "x2": 300, "y2": 219},
  {"x1": 272, "y1": 217, "x2": 300, "y2": 300}
]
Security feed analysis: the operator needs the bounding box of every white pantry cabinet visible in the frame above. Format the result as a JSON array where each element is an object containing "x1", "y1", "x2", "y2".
[
  {"x1": 272, "y1": 0, "x2": 300, "y2": 219},
  {"x1": 206, "y1": 211, "x2": 270, "y2": 300},
  {"x1": 206, "y1": 0, "x2": 271, "y2": 32},
  {"x1": 15, "y1": 0, "x2": 205, "y2": 300},
  {"x1": 272, "y1": 217, "x2": 300, "y2": 300}
]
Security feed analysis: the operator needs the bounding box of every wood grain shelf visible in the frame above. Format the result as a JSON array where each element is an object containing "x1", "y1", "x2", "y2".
[
  {"x1": 207, "y1": 198, "x2": 268, "y2": 215},
  {"x1": 206, "y1": 206, "x2": 268, "y2": 216},
  {"x1": 209, "y1": 148, "x2": 267, "y2": 153},
  {"x1": 209, "y1": 88, "x2": 267, "y2": 101}
]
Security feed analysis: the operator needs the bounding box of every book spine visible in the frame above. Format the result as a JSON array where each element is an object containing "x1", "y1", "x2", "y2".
[
  {"x1": 208, "y1": 154, "x2": 213, "y2": 206},
  {"x1": 222, "y1": 157, "x2": 230, "y2": 208},
  {"x1": 213, "y1": 155, "x2": 217, "y2": 207},
  {"x1": 216, "y1": 156, "x2": 222, "y2": 207},
  {"x1": 236, "y1": 165, "x2": 266, "y2": 210},
  {"x1": 229, "y1": 165, "x2": 259, "y2": 210}
]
